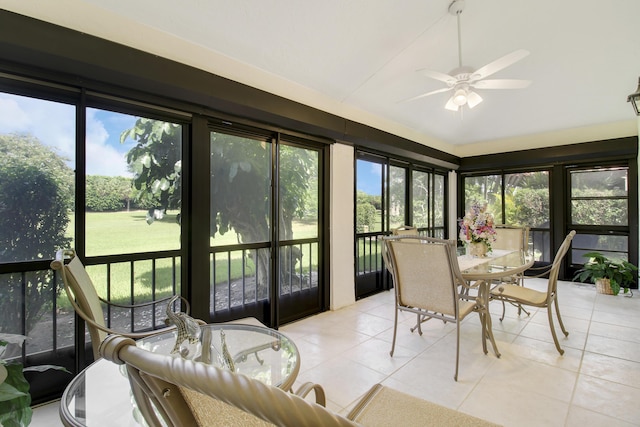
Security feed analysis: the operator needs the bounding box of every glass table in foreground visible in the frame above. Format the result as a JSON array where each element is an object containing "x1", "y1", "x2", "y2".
[{"x1": 60, "y1": 323, "x2": 299, "y2": 427}]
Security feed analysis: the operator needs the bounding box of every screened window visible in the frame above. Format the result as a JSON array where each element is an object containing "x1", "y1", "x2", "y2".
[
  {"x1": 570, "y1": 167, "x2": 628, "y2": 227},
  {"x1": 388, "y1": 165, "x2": 407, "y2": 229},
  {"x1": 463, "y1": 171, "x2": 551, "y2": 261},
  {"x1": 0, "y1": 92, "x2": 75, "y2": 353},
  {"x1": 464, "y1": 174, "x2": 502, "y2": 222},
  {"x1": 0, "y1": 92, "x2": 75, "y2": 263},
  {"x1": 412, "y1": 170, "x2": 430, "y2": 228},
  {"x1": 356, "y1": 159, "x2": 383, "y2": 233},
  {"x1": 85, "y1": 109, "x2": 182, "y2": 256},
  {"x1": 570, "y1": 167, "x2": 630, "y2": 262}
]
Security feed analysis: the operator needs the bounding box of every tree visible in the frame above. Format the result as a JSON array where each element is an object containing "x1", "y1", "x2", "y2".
[
  {"x1": 356, "y1": 191, "x2": 379, "y2": 233},
  {"x1": 85, "y1": 175, "x2": 133, "y2": 211},
  {"x1": 121, "y1": 120, "x2": 315, "y2": 294},
  {"x1": 120, "y1": 119, "x2": 182, "y2": 223},
  {"x1": 0, "y1": 134, "x2": 73, "y2": 334}
]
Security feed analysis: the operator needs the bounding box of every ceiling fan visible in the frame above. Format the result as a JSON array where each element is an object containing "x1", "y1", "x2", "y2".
[{"x1": 403, "y1": 0, "x2": 531, "y2": 111}]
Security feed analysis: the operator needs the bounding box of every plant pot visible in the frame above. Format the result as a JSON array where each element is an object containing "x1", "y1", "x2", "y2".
[
  {"x1": 469, "y1": 242, "x2": 488, "y2": 257},
  {"x1": 596, "y1": 278, "x2": 613, "y2": 295}
]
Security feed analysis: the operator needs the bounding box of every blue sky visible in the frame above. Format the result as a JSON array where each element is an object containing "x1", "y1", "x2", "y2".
[
  {"x1": 0, "y1": 92, "x2": 137, "y2": 176},
  {"x1": 356, "y1": 159, "x2": 382, "y2": 195},
  {"x1": 1, "y1": 91, "x2": 388, "y2": 190}
]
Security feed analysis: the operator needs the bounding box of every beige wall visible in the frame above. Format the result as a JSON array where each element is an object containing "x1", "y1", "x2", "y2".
[{"x1": 329, "y1": 143, "x2": 356, "y2": 309}]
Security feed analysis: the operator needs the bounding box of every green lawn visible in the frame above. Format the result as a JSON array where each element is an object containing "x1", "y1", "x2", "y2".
[{"x1": 63, "y1": 211, "x2": 319, "y2": 305}]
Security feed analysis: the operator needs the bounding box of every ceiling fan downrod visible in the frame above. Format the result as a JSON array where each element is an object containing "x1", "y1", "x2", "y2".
[{"x1": 449, "y1": 0, "x2": 465, "y2": 69}]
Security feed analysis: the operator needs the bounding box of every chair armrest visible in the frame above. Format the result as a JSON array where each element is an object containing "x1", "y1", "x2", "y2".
[
  {"x1": 524, "y1": 264, "x2": 552, "y2": 279},
  {"x1": 294, "y1": 382, "x2": 327, "y2": 406}
]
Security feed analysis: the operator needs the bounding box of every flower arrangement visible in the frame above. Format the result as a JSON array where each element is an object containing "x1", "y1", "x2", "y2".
[{"x1": 459, "y1": 201, "x2": 496, "y2": 252}]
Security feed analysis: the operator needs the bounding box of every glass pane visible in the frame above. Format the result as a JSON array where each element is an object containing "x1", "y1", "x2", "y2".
[
  {"x1": 356, "y1": 160, "x2": 382, "y2": 233},
  {"x1": 433, "y1": 174, "x2": 445, "y2": 228},
  {"x1": 504, "y1": 171, "x2": 549, "y2": 228},
  {"x1": 570, "y1": 167, "x2": 628, "y2": 226},
  {"x1": 212, "y1": 248, "x2": 270, "y2": 312},
  {"x1": 464, "y1": 175, "x2": 502, "y2": 223},
  {"x1": 572, "y1": 234, "x2": 629, "y2": 263},
  {"x1": 210, "y1": 132, "x2": 271, "y2": 245},
  {"x1": 279, "y1": 242, "x2": 318, "y2": 295},
  {"x1": 86, "y1": 109, "x2": 182, "y2": 256},
  {"x1": 531, "y1": 230, "x2": 551, "y2": 262},
  {"x1": 0, "y1": 92, "x2": 75, "y2": 262},
  {"x1": 571, "y1": 200, "x2": 628, "y2": 226},
  {"x1": 356, "y1": 236, "x2": 382, "y2": 274},
  {"x1": 388, "y1": 166, "x2": 406, "y2": 229},
  {"x1": 279, "y1": 145, "x2": 318, "y2": 240},
  {"x1": 571, "y1": 168, "x2": 628, "y2": 197},
  {"x1": 412, "y1": 171, "x2": 429, "y2": 228}
]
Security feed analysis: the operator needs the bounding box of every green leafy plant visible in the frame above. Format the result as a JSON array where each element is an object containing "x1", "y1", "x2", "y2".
[
  {"x1": 573, "y1": 251, "x2": 637, "y2": 296},
  {"x1": 0, "y1": 334, "x2": 69, "y2": 427}
]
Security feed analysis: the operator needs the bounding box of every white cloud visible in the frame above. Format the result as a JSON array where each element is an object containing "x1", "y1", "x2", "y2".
[
  {"x1": 85, "y1": 141, "x2": 131, "y2": 176},
  {"x1": 0, "y1": 93, "x2": 75, "y2": 163},
  {"x1": 0, "y1": 94, "x2": 133, "y2": 176},
  {"x1": 86, "y1": 109, "x2": 132, "y2": 177},
  {"x1": 0, "y1": 97, "x2": 30, "y2": 130}
]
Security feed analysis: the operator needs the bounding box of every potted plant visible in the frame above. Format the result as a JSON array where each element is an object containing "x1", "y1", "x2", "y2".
[
  {"x1": 0, "y1": 333, "x2": 69, "y2": 426},
  {"x1": 573, "y1": 251, "x2": 637, "y2": 296}
]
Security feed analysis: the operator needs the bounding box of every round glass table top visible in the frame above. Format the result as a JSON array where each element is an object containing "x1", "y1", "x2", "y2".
[
  {"x1": 137, "y1": 323, "x2": 299, "y2": 389},
  {"x1": 60, "y1": 323, "x2": 299, "y2": 427}
]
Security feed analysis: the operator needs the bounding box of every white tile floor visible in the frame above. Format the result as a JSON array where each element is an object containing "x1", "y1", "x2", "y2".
[{"x1": 33, "y1": 279, "x2": 640, "y2": 426}]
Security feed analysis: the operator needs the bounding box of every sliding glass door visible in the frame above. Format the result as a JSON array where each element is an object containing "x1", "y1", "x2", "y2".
[
  {"x1": 355, "y1": 152, "x2": 447, "y2": 299},
  {"x1": 208, "y1": 127, "x2": 326, "y2": 325}
]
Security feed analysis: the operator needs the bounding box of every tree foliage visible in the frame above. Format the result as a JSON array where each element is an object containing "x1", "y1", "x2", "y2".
[
  {"x1": 85, "y1": 175, "x2": 134, "y2": 211},
  {"x1": 0, "y1": 133, "x2": 73, "y2": 333},
  {"x1": 120, "y1": 119, "x2": 182, "y2": 222},
  {"x1": 356, "y1": 190, "x2": 379, "y2": 233},
  {"x1": 121, "y1": 120, "x2": 316, "y2": 291}
]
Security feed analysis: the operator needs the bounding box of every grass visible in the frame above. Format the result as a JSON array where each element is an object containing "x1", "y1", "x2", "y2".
[{"x1": 63, "y1": 211, "x2": 319, "y2": 305}]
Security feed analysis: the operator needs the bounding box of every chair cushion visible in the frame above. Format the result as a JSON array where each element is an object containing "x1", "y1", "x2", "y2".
[
  {"x1": 459, "y1": 299, "x2": 477, "y2": 319},
  {"x1": 490, "y1": 283, "x2": 547, "y2": 305},
  {"x1": 348, "y1": 384, "x2": 501, "y2": 426},
  {"x1": 180, "y1": 387, "x2": 274, "y2": 426}
]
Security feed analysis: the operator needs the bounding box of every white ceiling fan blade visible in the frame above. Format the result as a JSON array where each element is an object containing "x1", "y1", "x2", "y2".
[
  {"x1": 473, "y1": 49, "x2": 530, "y2": 80},
  {"x1": 399, "y1": 87, "x2": 452, "y2": 103},
  {"x1": 467, "y1": 91, "x2": 483, "y2": 108},
  {"x1": 473, "y1": 79, "x2": 532, "y2": 89},
  {"x1": 418, "y1": 68, "x2": 457, "y2": 85},
  {"x1": 444, "y1": 96, "x2": 459, "y2": 111}
]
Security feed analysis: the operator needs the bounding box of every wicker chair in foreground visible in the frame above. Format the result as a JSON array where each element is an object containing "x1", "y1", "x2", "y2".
[
  {"x1": 99, "y1": 335, "x2": 501, "y2": 427},
  {"x1": 51, "y1": 249, "x2": 262, "y2": 360}
]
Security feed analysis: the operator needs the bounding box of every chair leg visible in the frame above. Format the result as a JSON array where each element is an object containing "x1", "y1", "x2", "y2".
[
  {"x1": 390, "y1": 308, "x2": 399, "y2": 357},
  {"x1": 499, "y1": 300, "x2": 506, "y2": 321},
  {"x1": 454, "y1": 320, "x2": 460, "y2": 382},
  {"x1": 547, "y1": 304, "x2": 564, "y2": 355},
  {"x1": 416, "y1": 313, "x2": 423, "y2": 336},
  {"x1": 553, "y1": 296, "x2": 569, "y2": 337}
]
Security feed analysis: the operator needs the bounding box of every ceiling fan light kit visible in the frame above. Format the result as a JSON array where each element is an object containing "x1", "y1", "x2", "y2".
[{"x1": 404, "y1": 0, "x2": 531, "y2": 112}]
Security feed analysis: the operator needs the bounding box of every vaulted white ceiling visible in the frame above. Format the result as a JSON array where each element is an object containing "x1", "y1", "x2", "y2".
[{"x1": 2, "y1": 0, "x2": 639, "y2": 156}]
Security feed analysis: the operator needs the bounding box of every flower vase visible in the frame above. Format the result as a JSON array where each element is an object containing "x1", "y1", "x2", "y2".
[{"x1": 469, "y1": 242, "x2": 488, "y2": 257}]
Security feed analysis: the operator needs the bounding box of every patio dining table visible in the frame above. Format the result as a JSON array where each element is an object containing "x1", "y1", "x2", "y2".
[{"x1": 457, "y1": 248, "x2": 534, "y2": 357}]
